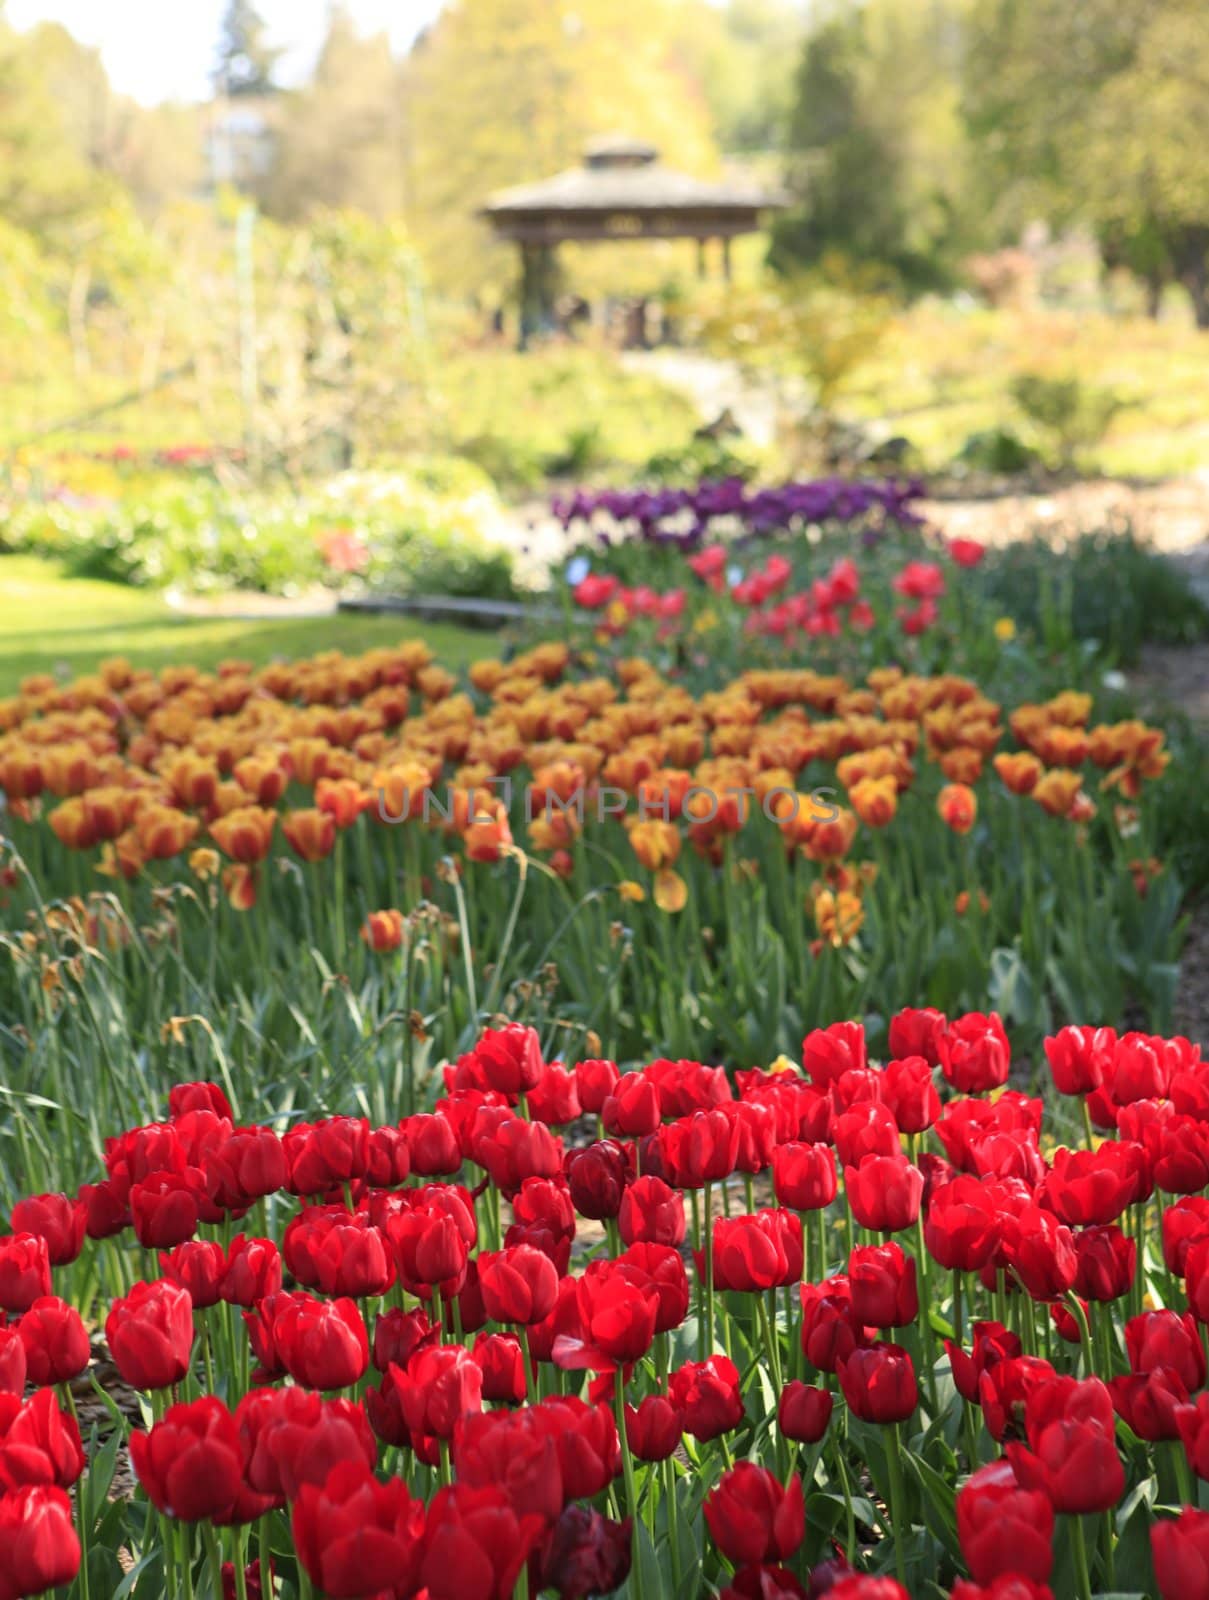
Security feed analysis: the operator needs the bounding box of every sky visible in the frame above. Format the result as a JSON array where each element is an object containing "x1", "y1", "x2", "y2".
[{"x1": 6, "y1": 0, "x2": 446, "y2": 104}]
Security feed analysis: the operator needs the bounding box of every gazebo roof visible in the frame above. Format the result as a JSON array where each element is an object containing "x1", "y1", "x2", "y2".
[{"x1": 480, "y1": 136, "x2": 785, "y2": 245}]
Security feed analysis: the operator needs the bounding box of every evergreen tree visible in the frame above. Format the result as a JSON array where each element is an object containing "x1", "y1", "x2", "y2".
[{"x1": 213, "y1": 0, "x2": 280, "y2": 98}]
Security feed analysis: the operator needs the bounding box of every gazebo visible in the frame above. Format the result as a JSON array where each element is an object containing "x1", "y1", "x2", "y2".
[{"x1": 479, "y1": 135, "x2": 785, "y2": 346}]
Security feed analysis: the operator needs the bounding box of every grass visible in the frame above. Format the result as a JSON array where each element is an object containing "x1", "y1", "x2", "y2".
[{"x1": 0, "y1": 555, "x2": 494, "y2": 693}]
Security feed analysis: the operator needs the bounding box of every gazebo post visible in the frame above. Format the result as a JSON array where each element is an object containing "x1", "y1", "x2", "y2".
[
  {"x1": 697, "y1": 238, "x2": 707, "y2": 280},
  {"x1": 722, "y1": 236, "x2": 733, "y2": 282}
]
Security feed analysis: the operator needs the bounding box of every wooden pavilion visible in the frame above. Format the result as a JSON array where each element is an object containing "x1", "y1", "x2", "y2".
[{"x1": 479, "y1": 135, "x2": 785, "y2": 346}]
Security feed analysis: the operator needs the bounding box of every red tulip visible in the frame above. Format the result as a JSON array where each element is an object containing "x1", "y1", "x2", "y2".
[
  {"x1": 130, "y1": 1396, "x2": 242, "y2": 1521},
  {"x1": 705, "y1": 1462, "x2": 805, "y2": 1566},
  {"x1": 802, "y1": 1021, "x2": 866, "y2": 1088},
  {"x1": 9, "y1": 1195, "x2": 86, "y2": 1267},
  {"x1": 712, "y1": 1211, "x2": 802, "y2": 1293},
  {"x1": 565, "y1": 1141, "x2": 628, "y2": 1220},
  {"x1": 778, "y1": 1382, "x2": 833, "y2": 1443},
  {"x1": 1125, "y1": 1309, "x2": 1206, "y2": 1391},
  {"x1": 372, "y1": 1307, "x2": 440, "y2": 1374},
  {"x1": 848, "y1": 1242, "x2": 918, "y2": 1329},
  {"x1": 940, "y1": 1012, "x2": 1010, "y2": 1093},
  {"x1": 105, "y1": 1279, "x2": 194, "y2": 1390},
  {"x1": 669, "y1": 1355, "x2": 745, "y2": 1440},
  {"x1": 478, "y1": 1245, "x2": 560, "y2": 1326},
  {"x1": 924, "y1": 1175, "x2": 1000, "y2": 1272},
  {"x1": 944, "y1": 1321, "x2": 1021, "y2": 1404},
  {"x1": 404, "y1": 1114, "x2": 463, "y2": 1177},
  {"x1": 618, "y1": 1175, "x2": 685, "y2": 1247},
  {"x1": 881, "y1": 1056, "x2": 940, "y2": 1133},
  {"x1": 1177, "y1": 1391, "x2": 1209, "y2": 1479},
  {"x1": 888, "y1": 1006, "x2": 946, "y2": 1067},
  {"x1": 160, "y1": 1239, "x2": 226, "y2": 1309},
  {"x1": 772, "y1": 1142, "x2": 836, "y2": 1212},
  {"x1": 845, "y1": 1154, "x2": 923, "y2": 1233},
  {"x1": 239, "y1": 1387, "x2": 374, "y2": 1503},
  {"x1": 660, "y1": 1108, "x2": 739, "y2": 1188},
  {"x1": 398, "y1": 1344, "x2": 483, "y2": 1440},
  {"x1": 472, "y1": 1333, "x2": 527, "y2": 1404},
  {"x1": 452, "y1": 1407, "x2": 564, "y2": 1522},
  {"x1": 420, "y1": 1482, "x2": 546, "y2": 1600},
  {"x1": 536, "y1": 1504, "x2": 632, "y2": 1600},
  {"x1": 18, "y1": 1296, "x2": 90, "y2": 1386},
  {"x1": 283, "y1": 1116, "x2": 370, "y2": 1197},
  {"x1": 624, "y1": 1394, "x2": 681, "y2": 1461},
  {"x1": 575, "y1": 1058, "x2": 620, "y2": 1114},
  {"x1": 0, "y1": 1484, "x2": 80, "y2": 1595},
  {"x1": 601, "y1": 1074, "x2": 661, "y2": 1139},
  {"x1": 0, "y1": 1234, "x2": 52, "y2": 1314},
  {"x1": 1152, "y1": 1506, "x2": 1209, "y2": 1600},
  {"x1": 293, "y1": 1460, "x2": 426, "y2": 1599},
  {"x1": 999, "y1": 1206, "x2": 1076, "y2": 1301},
  {"x1": 0, "y1": 1387, "x2": 85, "y2": 1490},
  {"x1": 272, "y1": 1294, "x2": 368, "y2": 1391},
  {"x1": 837, "y1": 1342, "x2": 917, "y2": 1424},
  {"x1": 957, "y1": 1458, "x2": 1053, "y2": 1585},
  {"x1": 1072, "y1": 1223, "x2": 1135, "y2": 1302},
  {"x1": 221, "y1": 1234, "x2": 285, "y2": 1306},
  {"x1": 1109, "y1": 1367, "x2": 1189, "y2": 1441}
]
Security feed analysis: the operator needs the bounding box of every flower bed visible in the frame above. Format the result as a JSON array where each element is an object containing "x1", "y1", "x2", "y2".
[
  {"x1": 0, "y1": 637, "x2": 1177, "y2": 1071},
  {"x1": 0, "y1": 1014, "x2": 1204, "y2": 1599}
]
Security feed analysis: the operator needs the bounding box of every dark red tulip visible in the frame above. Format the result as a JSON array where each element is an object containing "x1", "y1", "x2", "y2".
[
  {"x1": 472, "y1": 1332, "x2": 527, "y2": 1404},
  {"x1": 1072, "y1": 1223, "x2": 1135, "y2": 1302},
  {"x1": 799, "y1": 1277, "x2": 866, "y2": 1374},
  {"x1": 565, "y1": 1141, "x2": 628, "y2": 1220},
  {"x1": 944, "y1": 1321, "x2": 1021, "y2": 1404},
  {"x1": 1109, "y1": 1367, "x2": 1189, "y2": 1441},
  {"x1": 537, "y1": 1504, "x2": 632, "y2": 1600},
  {"x1": 1125, "y1": 1309, "x2": 1206, "y2": 1391}
]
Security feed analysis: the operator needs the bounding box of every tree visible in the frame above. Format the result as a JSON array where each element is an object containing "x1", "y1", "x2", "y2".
[
  {"x1": 964, "y1": 0, "x2": 1209, "y2": 324},
  {"x1": 770, "y1": 1, "x2": 974, "y2": 289},
  {"x1": 265, "y1": 8, "x2": 404, "y2": 219},
  {"x1": 213, "y1": 0, "x2": 281, "y2": 98}
]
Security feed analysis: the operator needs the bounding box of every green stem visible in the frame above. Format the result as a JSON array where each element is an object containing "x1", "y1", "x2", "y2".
[
  {"x1": 1071, "y1": 1514, "x2": 1093, "y2": 1600},
  {"x1": 703, "y1": 1183, "x2": 716, "y2": 1357},
  {"x1": 663, "y1": 1457, "x2": 683, "y2": 1596},
  {"x1": 614, "y1": 1375, "x2": 645, "y2": 1600},
  {"x1": 885, "y1": 1421, "x2": 909, "y2": 1592}
]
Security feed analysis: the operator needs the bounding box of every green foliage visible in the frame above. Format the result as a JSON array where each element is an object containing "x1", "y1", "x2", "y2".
[
  {"x1": 953, "y1": 427, "x2": 1040, "y2": 475},
  {"x1": 1009, "y1": 372, "x2": 1126, "y2": 468},
  {"x1": 641, "y1": 435, "x2": 762, "y2": 486},
  {"x1": 0, "y1": 472, "x2": 517, "y2": 600},
  {"x1": 979, "y1": 528, "x2": 1209, "y2": 666}
]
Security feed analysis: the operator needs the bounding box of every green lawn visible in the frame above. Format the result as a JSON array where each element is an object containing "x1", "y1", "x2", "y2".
[{"x1": 0, "y1": 556, "x2": 495, "y2": 694}]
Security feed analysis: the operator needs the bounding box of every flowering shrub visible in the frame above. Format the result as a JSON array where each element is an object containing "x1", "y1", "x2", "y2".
[{"x1": 0, "y1": 1013, "x2": 1204, "y2": 1598}]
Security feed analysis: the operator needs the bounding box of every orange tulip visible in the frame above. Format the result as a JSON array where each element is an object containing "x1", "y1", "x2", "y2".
[
  {"x1": 0, "y1": 748, "x2": 44, "y2": 800},
  {"x1": 222, "y1": 864, "x2": 258, "y2": 910},
  {"x1": 134, "y1": 804, "x2": 201, "y2": 861},
  {"x1": 993, "y1": 752, "x2": 1043, "y2": 795},
  {"x1": 1032, "y1": 769, "x2": 1083, "y2": 818},
  {"x1": 233, "y1": 755, "x2": 288, "y2": 806},
  {"x1": 847, "y1": 776, "x2": 898, "y2": 829},
  {"x1": 316, "y1": 777, "x2": 371, "y2": 829},
  {"x1": 937, "y1": 783, "x2": 977, "y2": 835},
  {"x1": 628, "y1": 819, "x2": 681, "y2": 872},
  {"x1": 48, "y1": 799, "x2": 98, "y2": 851},
  {"x1": 462, "y1": 801, "x2": 512, "y2": 864},
  {"x1": 361, "y1": 909, "x2": 406, "y2": 952},
  {"x1": 210, "y1": 805, "x2": 278, "y2": 864},
  {"x1": 166, "y1": 751, "x2": 222, "y2": 811},
  {"x1": 281, "y1": 808, "x2": 337, "y2": 862}
]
